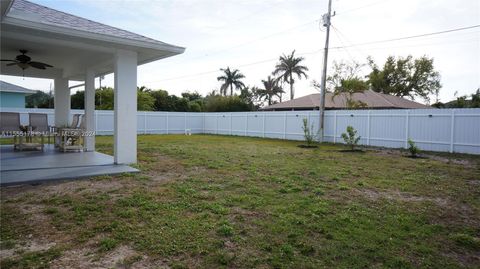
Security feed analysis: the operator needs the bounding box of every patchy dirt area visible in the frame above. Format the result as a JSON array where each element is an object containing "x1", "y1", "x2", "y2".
[
  {"x1": 357, "y1": 188, "x2": 480, "y2": 229},
  {"x1": 358, "y1": 188, "x2": 449, "y2": 205},
  {"x1": 1, "y1": 178, "x2": 125, "y2": 201},
  {"x1": 0, "y1": 240, "x2": 57, "y2": 260},
  {"x1": 370, "y1": 148, "x2": 480, "y2": 168},
  {"x1": 49, "y1": 245, "x2": 168, "y2": 269}
]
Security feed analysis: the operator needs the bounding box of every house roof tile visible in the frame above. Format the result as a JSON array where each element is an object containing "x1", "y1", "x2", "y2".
[
  {"x1": 0, "y1": 80, "x2": 36, "y2": 94},
  {"x1": 10, "y1": 0, "x2": 169, "y2": 46},
  {"x1": 262, "y1": 90, "x2": 431, "y2": 110}
]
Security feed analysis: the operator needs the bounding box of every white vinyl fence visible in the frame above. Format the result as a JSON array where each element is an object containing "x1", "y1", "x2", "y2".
[{"x1": 2, "y1": 108, "x2": 479, "y2": 154}]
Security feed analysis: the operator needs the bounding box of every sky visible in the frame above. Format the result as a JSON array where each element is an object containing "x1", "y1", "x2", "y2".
[{"x1": 1, "y1": 0, "x2": 479, "y2": 104}]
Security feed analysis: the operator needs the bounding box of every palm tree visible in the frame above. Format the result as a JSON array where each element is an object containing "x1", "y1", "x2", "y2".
[
  {"x1": 257, "y1": 76, "x2": 284, "y2": 106},
  {"x1": 274, "y1": 76, "x2": 284, "y2": 102},
  {"x1": 217, "y1": 67, "x2": 246, "y2": 96},
  {"x1": 273, "y1": 50, "x2": 309, "y2": 100}
]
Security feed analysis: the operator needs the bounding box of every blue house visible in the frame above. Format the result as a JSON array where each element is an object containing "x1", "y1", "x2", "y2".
[{"x1": 0, "y1": 80, "x2": 36, "y2": 108}]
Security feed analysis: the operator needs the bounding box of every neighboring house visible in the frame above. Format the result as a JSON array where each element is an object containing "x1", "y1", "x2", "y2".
[
  {"x1": 261, "y1": 90, "x2": 431, "y2": 111},
  {"x1": 0, "y1": 80, "x2": 35, "y2": 108}
]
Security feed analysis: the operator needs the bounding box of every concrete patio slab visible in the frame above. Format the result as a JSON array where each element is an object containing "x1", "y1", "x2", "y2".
[{"x1": 0, "y1": 145, "x2": 138, "y2": 186}]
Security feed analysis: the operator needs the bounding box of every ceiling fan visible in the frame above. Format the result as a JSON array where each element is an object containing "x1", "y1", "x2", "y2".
[{"x1": 1, "y1": 50, "x2": 53, "y2": 70}]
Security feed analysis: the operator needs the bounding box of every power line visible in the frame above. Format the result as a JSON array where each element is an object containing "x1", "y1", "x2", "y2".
[
  {"x1": 146, "y1": 25, "x2": 479, "y2": 84},
  {"x1": 147, "y1": 25, "x2": 480, "y2": 83},
  {"x1": 176, "y1": 18, "x2": 321, "y2": 64},
  {"x1": 330, "y1": 25, "x2": 480, "y2": 49},
  {"x1": 342, "y1": 37, "x2": 479, "y2": 52},
  {"x1": 331, "y1": 25, "x2": 369, "y2": 58},
  {"x1": 145, "y1": 49, "x2": 322, "y2": 83},
  {"x1": 331, "y1": 26, "x2": 356, "y2": 61}
]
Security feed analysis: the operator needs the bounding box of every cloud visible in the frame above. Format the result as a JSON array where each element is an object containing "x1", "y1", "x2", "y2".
[{"x1": 1, "y1": 0, "x2": 478, "y2": 103}]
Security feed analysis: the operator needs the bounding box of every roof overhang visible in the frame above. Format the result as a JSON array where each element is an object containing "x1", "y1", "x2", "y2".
[
  {"x1": 0, "y1": 0, "x2": 14, "y2": 20},
  {"x1": 1, "y1": 4, "x2": 185, "y2": 80}
]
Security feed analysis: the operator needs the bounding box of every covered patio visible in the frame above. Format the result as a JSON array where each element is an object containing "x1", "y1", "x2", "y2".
[{"x1": 0, "y1": 0, "x2": 184, "y2": 185}]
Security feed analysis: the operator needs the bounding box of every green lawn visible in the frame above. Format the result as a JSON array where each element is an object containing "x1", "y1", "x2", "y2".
[{"x1": 1, "y1": 135, "x2": 479, "y2": 268}]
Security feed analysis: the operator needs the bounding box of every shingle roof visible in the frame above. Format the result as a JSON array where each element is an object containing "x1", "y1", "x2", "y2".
[
  {"x1": 9, "y1": 0, "x2": 169, "y2": 46},
  {"x1": 262, "y1": 90, "x2": 431, "y2": 110},
  {"x1": 0, "y1": 80, "x2": 36, "y2": 94}
]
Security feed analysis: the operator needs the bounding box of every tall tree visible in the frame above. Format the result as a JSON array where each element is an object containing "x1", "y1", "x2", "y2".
[
  {"x1": 26, "y1": 90, "x2": 54, "y2": 108},
  {"x1": 256, "y1": 76, "x2": 284, "y2": 106},
  {"x1": 273, "y1": 50, "x2": 309, "y2": 100},
  {"x1": 137, "y1": 89, "x2": 155, "y2": 111},
  {"x1": 321, "y1": 60, "x2": 369, "y2": 108},
  {"x1": 239, "y1": 86, "x2": 259, "y2": 110},
  {"x1": 217, "y1": 67, "x2": 246, "y2": 96},
  {"x1": 367, "y1": 55, "x2": 441, "y2": 102},
  {"x1": 471, "y1": 89, "x2": 480, "y2": 108}
]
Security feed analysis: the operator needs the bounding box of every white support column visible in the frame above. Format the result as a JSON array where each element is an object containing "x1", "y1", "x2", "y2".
[
  {"x1": 114, "y1": 49, "x2": 138, "y2": 164},
  {"x1": 84, "y1": 69, "x2": 96, "y2": 151},
  {"x1": 54, "y1": 77, "x2": 70, "y2": 127}
]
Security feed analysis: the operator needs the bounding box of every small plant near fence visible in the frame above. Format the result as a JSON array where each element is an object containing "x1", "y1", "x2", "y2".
[
  {"x1": 407, "y1": 138, "x2": 420, "y2": 158},
  {"x1": 300, "y1": 118, "x2": 317, "y2": 148},
  {"x1": 341, "y1": 126, "x2": 361, "y2": 151}
]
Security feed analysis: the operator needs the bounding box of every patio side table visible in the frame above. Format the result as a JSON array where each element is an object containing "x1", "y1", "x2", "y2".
[
  {"x1": 56, "y1": 127, "x2": 84, "y2": 152},
  {"x1": 15, "y1": 125, "x2": 44, "y2": 151}
]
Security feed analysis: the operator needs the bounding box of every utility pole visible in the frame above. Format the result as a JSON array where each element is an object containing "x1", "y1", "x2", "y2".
[{"x1": 318, "y1": 0, "x2": 333, "y2": 142}]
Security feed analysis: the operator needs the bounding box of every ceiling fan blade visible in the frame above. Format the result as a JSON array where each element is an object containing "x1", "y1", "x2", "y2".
[
  {"x1": 30, "y1": 64, "x2": 46, "y2": 70},
  {"x1": 29, "y1": 61, "x2": 52, "y2": 69},
  {"x1": 6, "y1": 63, "x2": 17, "y2": 66},
  {"x1": 1, "y1": 59, "x2": 16, "y2": 62}
]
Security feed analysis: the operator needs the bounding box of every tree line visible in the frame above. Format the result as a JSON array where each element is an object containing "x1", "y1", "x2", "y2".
[{"x1": 25, "y1": 51, "x2": 479, "y2": 111}]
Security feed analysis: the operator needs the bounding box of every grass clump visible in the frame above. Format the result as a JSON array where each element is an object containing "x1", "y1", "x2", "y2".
[
  {"x1": 0, "y1": 248, "x2": 62, "y2": 269},
  {"x1": 217, "y1": 222, "x2": 234, "y2": 237},
  {"x1": 450, "y1": 233, "x2": 480, "y2": 250},
  {"x1": 99, "y1": 238, "x2": 118, "y2": 252}
]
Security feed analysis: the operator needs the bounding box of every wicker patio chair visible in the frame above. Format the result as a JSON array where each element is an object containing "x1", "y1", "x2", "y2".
[
  {"x1": 56, "y1": 114, "x2": 85, "y2": 152},
  {"x1": 1, "y1": 112, "x2": 43, "y2": 151},
  {"x1": 29, "y1": 113, "x2": 51, "y2": 144},
  {"x1": 0, "y1": 112, "x2": 22, "y2": 149}
]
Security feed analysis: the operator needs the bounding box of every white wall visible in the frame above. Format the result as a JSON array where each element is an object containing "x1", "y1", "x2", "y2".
[{"x1": 2, "y1": 108, "x2": 479, "y2": 155}]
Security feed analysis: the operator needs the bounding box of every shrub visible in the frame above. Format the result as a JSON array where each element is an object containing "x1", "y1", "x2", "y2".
[
  {"x1": 302, "y1": 118, "x2": 316, "y2": 147},
  {"x1": 407, "y1": 139, "x2": 419, "y2": 157},
  {"x1": 204, "y1": 95, "x2": 253, "y2": 112},
  {"x1": 341, "y1": 126, "x2": 361, "y2": 151}
]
